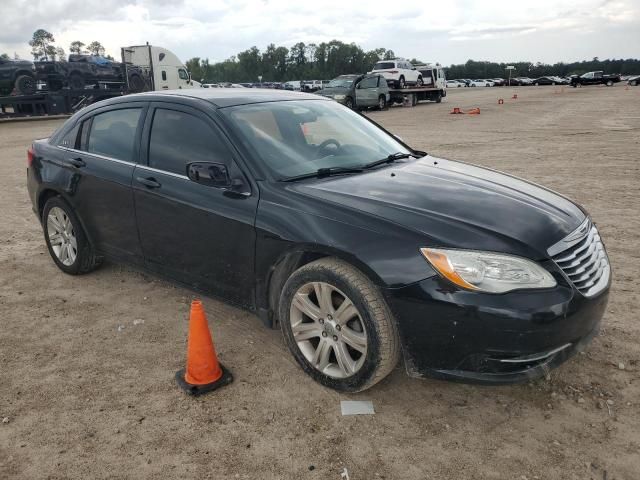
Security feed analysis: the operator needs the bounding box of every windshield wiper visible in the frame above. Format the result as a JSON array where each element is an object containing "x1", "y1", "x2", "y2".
[
  {"x1": 361, "y1": 151, "x2": 420, "y2": 170},
  {"x1": 282, "y1": 166, "x2": 364, "y2": 182}
]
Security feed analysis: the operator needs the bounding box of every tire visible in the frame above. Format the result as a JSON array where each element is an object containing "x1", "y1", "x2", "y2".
[
  {"x1": 551, "y1": 82, "x2": 556, "y2": 86},
  {"x1": 378, "y1": 95, "x2": 387, "y2": 110},
  {"x1": 279, "y1": 258, "x2": 400, "y2": 392},
  {"x1": 416, "y1": 76, "x2": 423, "y2": 87},
  {"x1": 15, "y1": 74, "x2": 36, "y2": 95},
  {"x1": 631, "y1": 80, "x2": 637, "y2": 86},
  {"x1": 42, "y1": 197, "x2": 103, "y2": 275},
  {"x1": 128, "y1": 74, "x2": 145, "y2": 93},
  {"x1": 344, "y1": 97, "x2": 354, "y2": 109},
  {"x1": 435, "y1": 92, "x2": 442, "y2": 103},
  {"x1": 534, "y1": 82, "x2": 539, "y2": 86},
  {"x1": 606, "y1": 80, "x2": 613, "y2": 86},
  {"x1": 68, "y1": 73, "x2": 85, "y2": 90},
  {"x1": 396, "y1": 76, "x2": 405, "y2": 89}
]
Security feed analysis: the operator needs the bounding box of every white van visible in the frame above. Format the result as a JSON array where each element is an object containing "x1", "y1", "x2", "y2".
[{"x1": 121, "y1": 44, "x2": 200, "y2": 92}]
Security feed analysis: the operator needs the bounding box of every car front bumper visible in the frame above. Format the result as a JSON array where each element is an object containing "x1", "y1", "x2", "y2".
[{"x1": 384, "y1": 274, "x2": 610, "y2": 384}]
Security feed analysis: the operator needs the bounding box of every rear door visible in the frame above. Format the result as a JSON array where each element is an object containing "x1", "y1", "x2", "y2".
[
  {"x1": 67, "y1": 102, "x2": 147, "y2": 262},
  {"x1": 132, "y1": 102, "x2": 258, "y2": 305}
]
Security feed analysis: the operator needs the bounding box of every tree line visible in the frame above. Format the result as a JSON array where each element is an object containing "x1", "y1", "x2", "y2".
[
  {"x1": 446, "y1": 58, "x2": 640, "y2": 80},
  {"x1": 4, "y1": 30, "x2": 639, "y2": 82},
  {"x1": 0, "y1": 29, "x2": 112, "y2": 62}
]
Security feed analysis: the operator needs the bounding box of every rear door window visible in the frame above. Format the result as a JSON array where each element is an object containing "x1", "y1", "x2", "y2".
[
  {"x1": 148, "y1": 108, "x2": 232, "y2": 176},
  {"x1": 57, "y1": 123, "x2": 80, "y2": 149},
  {"x1": 85, "y1": 108, "x2": 142, "y2": 162},
  {"x1": 373, "y1": 62, "x2": 395, "y2": 70}
]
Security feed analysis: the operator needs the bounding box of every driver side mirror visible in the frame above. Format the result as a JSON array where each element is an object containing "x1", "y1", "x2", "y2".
[{"x1": 187, "y1": 162, "x2": 231, "y2": 188}]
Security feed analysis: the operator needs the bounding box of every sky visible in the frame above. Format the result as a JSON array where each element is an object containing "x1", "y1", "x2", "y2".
[{"x1": 1, "y1": 0, "x2": 639, "y2": 65}]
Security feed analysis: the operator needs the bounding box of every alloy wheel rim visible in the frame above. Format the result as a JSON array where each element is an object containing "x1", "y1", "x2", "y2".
[
  {"x1": 47, "y1": 207, "x2": 77, "y2": 266},
  {"x1": 290, "y1": 282, "x2": 367, "y2": 379}
]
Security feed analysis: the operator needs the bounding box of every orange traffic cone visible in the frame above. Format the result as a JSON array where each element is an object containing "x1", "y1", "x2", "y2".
[
  {"x1": 176, "y1": 300, "x2": 233, "y2": 395},
  {"x1": 467, "y1": 107, "x2": 481, "y2": 115},
  {"x1": 512, "y1": 94, "x2": 518, "y2": 100},
  {"x1": 450, "y1": 107, "x2": 464, "y2": 114},
  {"x1": 498, "y1": 98, "x2": 504, "y2": 104}
]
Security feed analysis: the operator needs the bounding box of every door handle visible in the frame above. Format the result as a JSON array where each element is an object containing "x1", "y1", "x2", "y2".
[
  {"x1": 136, "y1": 176, "x2": 161, "y2": 189},
  {"x1": 66, "y1": 157, "x2": 86, "y2": 168}
]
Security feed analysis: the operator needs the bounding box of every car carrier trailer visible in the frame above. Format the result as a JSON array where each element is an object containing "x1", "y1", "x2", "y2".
[
  {"x1": 0, "y1": 87, "x2": 124, "y2": 120},
  {"x1": 388, "y1": 86, "x2": 446, "y2": 106}
]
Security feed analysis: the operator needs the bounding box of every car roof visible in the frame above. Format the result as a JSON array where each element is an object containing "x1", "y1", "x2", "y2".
[{"x1": 112, "y1": 88, "x2": 330, "y2": 108}]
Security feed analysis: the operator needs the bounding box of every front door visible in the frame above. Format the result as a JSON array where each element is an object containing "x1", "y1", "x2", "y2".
[
  {"x1": 355, "y1": 76, "x2": 378, "y2": 107},
  {"x1": 133, "y1": 102, "x2": 258, "y2": 306}
]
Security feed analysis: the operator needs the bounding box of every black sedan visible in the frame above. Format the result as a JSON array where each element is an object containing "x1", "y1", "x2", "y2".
[{"x1": 26, "y1": 89, "x2": 611, "y2": 391}]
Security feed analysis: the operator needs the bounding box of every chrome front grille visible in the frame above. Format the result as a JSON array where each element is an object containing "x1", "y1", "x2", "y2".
[{"x1": 548, "y1": 220, "x2": 610, "y2": 297}]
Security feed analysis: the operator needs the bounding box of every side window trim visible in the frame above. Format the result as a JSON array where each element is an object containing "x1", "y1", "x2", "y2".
[
  {"x1": 140, "y1": 101, "x2": 253, "y2": 194},
  {"x1": 75, "y1": 102, "x2": 149, "y2": 164}
]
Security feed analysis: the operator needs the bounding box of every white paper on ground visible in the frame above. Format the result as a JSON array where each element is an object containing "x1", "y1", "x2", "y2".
[{"x1": 340, "y1": 400, "x2": 375, "y2": 415}]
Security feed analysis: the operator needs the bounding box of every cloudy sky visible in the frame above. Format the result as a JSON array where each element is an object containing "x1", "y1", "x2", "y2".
[{"x1": 1, "y1": 0, "x2": 638, "y2": 65}]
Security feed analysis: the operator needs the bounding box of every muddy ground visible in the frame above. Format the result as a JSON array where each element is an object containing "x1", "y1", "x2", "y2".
[{"x1": 1, "y1": 85, "x2": 639, "y2": 479}]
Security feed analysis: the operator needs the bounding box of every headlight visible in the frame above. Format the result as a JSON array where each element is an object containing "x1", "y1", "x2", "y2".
[
  {"x1": 333, "y1": 94, "x2": 346, "y2": 100},
  {"x1": 420, "y1": 248, "x2": 556, "y2": 293}
]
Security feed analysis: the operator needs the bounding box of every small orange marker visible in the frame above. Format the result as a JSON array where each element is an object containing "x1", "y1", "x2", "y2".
[{"x1": 176, "y1": 300, "x2": 233, "y2": 395}]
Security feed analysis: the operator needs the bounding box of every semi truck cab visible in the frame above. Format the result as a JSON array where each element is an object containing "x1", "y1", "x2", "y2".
[{"x1": 121, "y1": 45, "x2": 200, "y2": 92}]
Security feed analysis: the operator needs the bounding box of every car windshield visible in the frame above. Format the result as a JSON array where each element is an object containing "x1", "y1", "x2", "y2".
[
  {"x1": 222, "y1": 100, "x2": 410, "y2": 179},
  {"x1": 373, "y1": 62, "x2": 395, "y2": 70},
  {"x1": 327, "y1": 78, "x2": 354, "y2": 88}
]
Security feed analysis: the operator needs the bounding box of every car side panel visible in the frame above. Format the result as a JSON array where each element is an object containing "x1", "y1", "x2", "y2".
[{"x1": 253, "y1": 181, "x2": 437, "y2": 315}]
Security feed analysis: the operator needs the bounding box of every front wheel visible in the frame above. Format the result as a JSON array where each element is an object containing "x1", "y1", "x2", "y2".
[
  {"x1": 344, "y1": 97, "x2": 354, "y2": 109},
  {"x1": 42, "y1": 197, "x2": 103, "y2": 275},
  {"x1": 279, "y1": 258, "x2": 400, "y2": 392},
  {"x1": 416, "y1": 76, "x2": 423, "y2": 87},
  {"x1": 396, "y1": 76, "x2": 405, "y2": 89},
  {"x1": 606, "y1": 80, "x2": 613, "y2": 86}
]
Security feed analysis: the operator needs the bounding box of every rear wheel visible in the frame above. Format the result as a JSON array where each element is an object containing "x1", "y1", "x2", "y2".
[
  {"x1": 631, "y1": 80, "x2": 637, "y2": 86},
  {"x1": 378, "y1": 95, "x2": 386, "y2": 110},
  {"x1": 416, "y1": 76, "x2": 423, "y2": 87},
  {"x1": 68, "y1": 73, "x2": 85, "y2": 90},
  {"x1": 396, "y1": 76, "x2": 405, "y2": 89},
  {"x1": 42, "y1": 197, "x2": 102, "y2": 275},
  {"x1": 279, "y1": 258, "x2": 400, "y2": 392},
  {"x1": 606, "y1": 80, "x2": 613, "y2": 86},
  {"x1": 128, "y1": 74, "x2": 145, "y2": 93},
  {"x1": 15, "y1": 74, "x2": 36, "y2": 95}
]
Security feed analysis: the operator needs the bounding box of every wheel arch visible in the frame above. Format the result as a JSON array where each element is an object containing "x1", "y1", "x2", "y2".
[
  {"x1": 13, "y1": 69, "x2": 35, "y2": 81},
  {"x1": 37, "y1": 187, "x2": 95, "y2": 247},
  {"x1": 261, "y1": 246, "x2": 385, "y2": 329}
]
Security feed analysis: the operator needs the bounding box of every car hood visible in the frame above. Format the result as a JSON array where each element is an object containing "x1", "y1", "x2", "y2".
[{"x1": 290, "y1": 156, "x2": 585, "y2": 259}]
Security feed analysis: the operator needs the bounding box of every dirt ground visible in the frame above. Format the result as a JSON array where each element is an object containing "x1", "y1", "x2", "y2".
[{"x1": 1, "y1": 85, "x2": 639, "y2": 480}]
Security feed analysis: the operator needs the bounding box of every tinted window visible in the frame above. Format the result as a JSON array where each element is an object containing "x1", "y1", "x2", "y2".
[
  {"x1": 58, "y1": 123, "x2": 80, "y2": 148},
  {"x1": 161, "y1": 71, "x2": 167, "y2": 81},
  {"x1": 86, "y1": 108, "x2": 141, "y2": 161},
  {"x1": 178, "y1": 69, "x2": 188, "y2": 80},
  {"x1": 148, "y1": 108, "x2": 231, "y2": 175},
  {"x1": 359, "y1": 77, "x2": 377, "y2": 89},
  {"x1": 373, "y1": 62, "x2": 395, "y2": 70}
]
